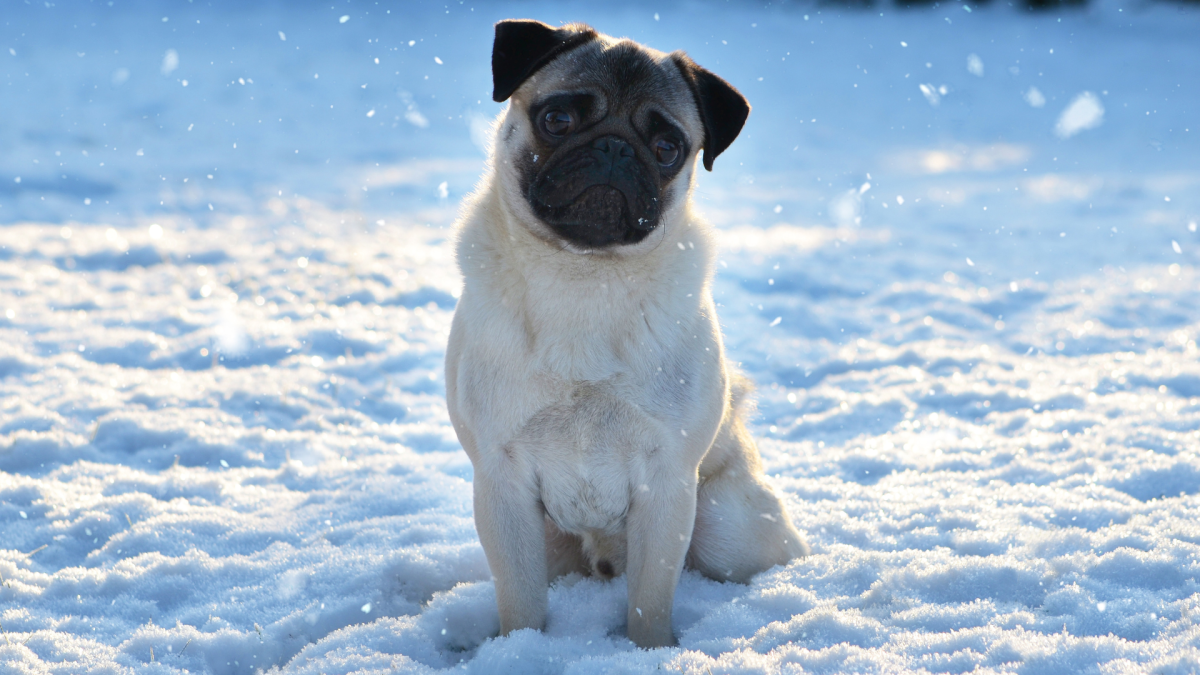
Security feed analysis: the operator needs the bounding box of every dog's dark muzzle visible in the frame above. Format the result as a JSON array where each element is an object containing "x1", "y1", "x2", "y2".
[{"x1": 529, "y1": 135, "x2": 661, "y2": 248}]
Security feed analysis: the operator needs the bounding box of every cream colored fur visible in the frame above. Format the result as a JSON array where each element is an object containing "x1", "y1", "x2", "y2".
[{"x1": 445, "y1": 41, "x2": 808, "y2": 649}]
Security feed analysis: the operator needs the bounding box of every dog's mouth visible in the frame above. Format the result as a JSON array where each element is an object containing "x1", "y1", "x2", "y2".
[
  {"x1": 533, "y1": 185, "x2": 654, "y2": 248},
  {"x1": 527, "y1": 135, "x2": 661, "y2": 248}
]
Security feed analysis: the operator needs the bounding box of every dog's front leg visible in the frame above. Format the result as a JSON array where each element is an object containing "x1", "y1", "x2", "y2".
[
  {"x1": 474, "y1": 461, "x2": 547, "y2": 635},
  {"x1": 624, "y1": 470, "x2": 697, "y2": 648}
]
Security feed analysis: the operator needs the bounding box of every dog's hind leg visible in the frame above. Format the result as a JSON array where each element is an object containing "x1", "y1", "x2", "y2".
[
  {"x1": 687, "y1": 380, "x2": 809, "y2": 583},
  {"x1": 688, "y1": 464, "x2": 808, "y2": 583}
]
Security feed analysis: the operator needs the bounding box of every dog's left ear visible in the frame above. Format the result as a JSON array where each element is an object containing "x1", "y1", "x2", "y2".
[
  {"x1": 492, "y1": 20, "x2": 597, "y2": 103},
  {"x1": 671, "y1": 53, "x2": 750, "y2": 171}
]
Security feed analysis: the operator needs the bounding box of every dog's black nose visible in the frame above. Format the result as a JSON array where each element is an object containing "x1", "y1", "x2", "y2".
[{"x1": 592, "y1": 136, "x2": 635, "y2": 160}]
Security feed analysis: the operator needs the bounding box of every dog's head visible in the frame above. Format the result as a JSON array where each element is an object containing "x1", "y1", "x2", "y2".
[{"x1": 490, "y1": 20, "x2": 749, "y2": 251}]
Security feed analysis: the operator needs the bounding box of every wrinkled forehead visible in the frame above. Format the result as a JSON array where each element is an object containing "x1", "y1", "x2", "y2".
[{"x1": 518, "y1": 37, "x2": 701, "y2": 134}]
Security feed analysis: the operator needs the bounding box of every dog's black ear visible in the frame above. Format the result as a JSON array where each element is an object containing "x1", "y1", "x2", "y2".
[
  {"x1": 492, "y1": 20, "x2": 597, "y2": 103},
  {"x1": 671, "y1": 53, "x2": 750, "y2": 171}
]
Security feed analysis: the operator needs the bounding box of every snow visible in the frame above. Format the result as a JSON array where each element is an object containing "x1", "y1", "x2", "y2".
[
  {"x1": 1055, "y1": 91, "x2": 1105, "y2": 139},
  {"x1": 2, "y1": 0, "x2": 1199, "y2": 673}
]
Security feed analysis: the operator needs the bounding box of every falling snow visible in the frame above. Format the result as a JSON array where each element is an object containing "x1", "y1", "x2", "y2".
[{"x1": 1, "y1": 1, "x2": 1199, "y2": 673}]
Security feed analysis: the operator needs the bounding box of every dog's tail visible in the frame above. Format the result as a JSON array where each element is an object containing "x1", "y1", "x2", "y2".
[{"x1": 728, "y1": 370, "x2": 758, "y2": 417}]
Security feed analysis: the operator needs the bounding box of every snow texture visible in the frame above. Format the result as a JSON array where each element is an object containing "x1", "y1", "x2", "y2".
[{"x1": 2, "y1": 1, "x2": 1199, "y2": 673}]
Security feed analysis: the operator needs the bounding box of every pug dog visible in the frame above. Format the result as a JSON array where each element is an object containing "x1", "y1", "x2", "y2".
[{"x1": 444, "y1": 19, "x2": 809, "y2": 649}]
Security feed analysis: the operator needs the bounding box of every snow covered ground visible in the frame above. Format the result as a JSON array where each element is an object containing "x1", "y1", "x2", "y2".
[{"x1": 2, "y1": 0, "x2": 1200, "y2": 672}]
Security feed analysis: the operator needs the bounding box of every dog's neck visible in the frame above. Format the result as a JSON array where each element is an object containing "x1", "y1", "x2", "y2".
[{"x1": 455, "y1": 175, "x2": 716, "y2": 378}]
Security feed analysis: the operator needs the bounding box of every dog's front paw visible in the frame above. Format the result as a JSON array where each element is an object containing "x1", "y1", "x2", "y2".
[{"x1": 627, "y1": 609, "x2": 678, "y2": 649}]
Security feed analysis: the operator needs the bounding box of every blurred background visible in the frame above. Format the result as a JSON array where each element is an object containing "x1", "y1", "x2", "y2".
[{"x1": 3, "y1": 0, "x2": 1196, "y2": 265}]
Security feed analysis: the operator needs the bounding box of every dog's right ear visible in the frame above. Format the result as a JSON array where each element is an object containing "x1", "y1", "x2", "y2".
[{"x1": 492, "y1": 20, "x2": 597, "y2": 103}]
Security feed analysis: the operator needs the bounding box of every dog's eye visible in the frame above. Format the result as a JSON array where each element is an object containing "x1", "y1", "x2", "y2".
[
  {"x1": 654, "y1": 138, "x2": 680, "y2": 167},
  {"x1": 542, "y1": 109, "x2": 575, "y2": 137}
]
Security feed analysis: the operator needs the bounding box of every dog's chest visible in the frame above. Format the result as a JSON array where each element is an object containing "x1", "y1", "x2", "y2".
[
  {"x1": 516, "y1": 384, "x2": 668, "y2": 535},
  {"x1": 539, "y1": 446, "x2": 631, "y2": 534}
]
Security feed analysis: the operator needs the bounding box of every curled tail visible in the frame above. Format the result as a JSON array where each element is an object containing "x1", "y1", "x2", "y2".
[{"x1": 728, "y1": 370, "x2": 757, "y2": 418}]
